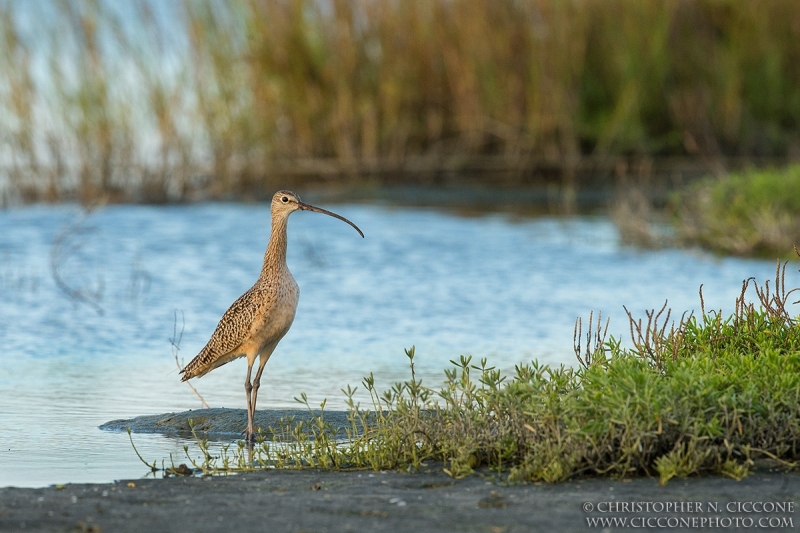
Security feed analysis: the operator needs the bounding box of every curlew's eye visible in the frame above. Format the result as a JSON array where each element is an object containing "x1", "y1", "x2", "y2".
[{"x1": 281, "y1": 196, "x2": 289, "y2": 203}]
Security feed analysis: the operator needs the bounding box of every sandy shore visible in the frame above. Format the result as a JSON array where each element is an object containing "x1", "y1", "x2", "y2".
[{"x1": 2, "y1": 465, "x2": 799, "y2": 533}]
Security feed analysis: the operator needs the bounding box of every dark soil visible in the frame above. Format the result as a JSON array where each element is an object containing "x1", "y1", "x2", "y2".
[
  {"x1": 2, "y1": 466, "x2": 799, "y2": 533},
  {"x1": 3, "y1": 410, "x2": 795, "y2": 531}
]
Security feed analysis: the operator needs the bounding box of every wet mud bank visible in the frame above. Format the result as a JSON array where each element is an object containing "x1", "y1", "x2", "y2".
[{"x1": 100, "y1": 408, "x2": 353, "y2": 439}]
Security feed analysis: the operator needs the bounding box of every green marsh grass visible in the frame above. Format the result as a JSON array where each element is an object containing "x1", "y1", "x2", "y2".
[
  {"x1": 674, "y1": 164, "x2": 800, "y2": 257},
  {"x1": 2, "y1": 1, "x2": 800, "y2": 204},
  {"x1": 132, "y1": 260, "x2": 800, "y2": 485}
]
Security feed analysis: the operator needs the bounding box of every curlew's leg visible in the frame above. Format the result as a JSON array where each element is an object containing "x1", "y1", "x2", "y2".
[
  {"x1": 249, "y1": 353, "x2": 271, "y2": 440},
  {"x1": 244, "y1": 359, "x2": 255, "y2": 441}
]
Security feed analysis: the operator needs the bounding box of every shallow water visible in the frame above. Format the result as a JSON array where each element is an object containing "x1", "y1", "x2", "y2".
[{"x1": 0, "y1": 203, "x2": 786, "y2": 487}]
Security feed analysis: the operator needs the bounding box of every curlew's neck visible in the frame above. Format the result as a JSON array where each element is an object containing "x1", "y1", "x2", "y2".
[{"x1": 260, "y1": 212, "x2": 290, "y2": 279}]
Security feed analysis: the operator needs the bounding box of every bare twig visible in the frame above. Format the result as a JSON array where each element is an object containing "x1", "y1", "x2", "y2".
[{"x1": 171, "y1": 310, "x2": 209, "y2": 408}]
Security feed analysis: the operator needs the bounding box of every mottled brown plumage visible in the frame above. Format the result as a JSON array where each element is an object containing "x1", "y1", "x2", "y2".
[{"x1": 179, "y1": 190, "x2": 363, "y2": 440}]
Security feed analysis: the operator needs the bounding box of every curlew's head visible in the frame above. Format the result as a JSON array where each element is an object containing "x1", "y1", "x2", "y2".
[{"x1": 270, "y1": 190, "x2": 364, "y2": 237}]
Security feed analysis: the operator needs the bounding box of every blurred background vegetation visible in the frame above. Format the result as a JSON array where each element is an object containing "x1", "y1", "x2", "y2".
[{"x1": 0, "y1": 0, "x2": 798, "y2": 208}]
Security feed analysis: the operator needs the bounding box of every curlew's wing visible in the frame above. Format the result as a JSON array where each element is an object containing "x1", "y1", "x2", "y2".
[{"x1": 180, "y1": 288, "x2": 264, "y2": 380}]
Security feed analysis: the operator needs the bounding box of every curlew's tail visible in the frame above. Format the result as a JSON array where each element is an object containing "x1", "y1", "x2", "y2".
[
  {"x1": 179, "y1": 366, "x2": 194, "y2": 382},
  {"x1": 180, "y1": 347, "x2": 241, "y2": 381},
  {"x1": 179, "y1": 352, "x2": 207, "y2": 381}
]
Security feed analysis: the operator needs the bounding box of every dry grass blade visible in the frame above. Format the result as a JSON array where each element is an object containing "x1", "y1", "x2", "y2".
[{"x1": 171, "y1": 310, "x2": 209, "y2": 408}]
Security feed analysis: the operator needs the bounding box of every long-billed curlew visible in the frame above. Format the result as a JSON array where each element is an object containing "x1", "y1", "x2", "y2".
[{"x1": 180, "y1": 190, "x2": 363, "y2": 440}]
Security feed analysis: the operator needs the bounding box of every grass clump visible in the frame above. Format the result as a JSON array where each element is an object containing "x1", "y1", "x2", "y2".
[
  {"x1": 674, "y1": 165, "x2": 800, "y2": 257},
  {"x1": 139, "y1": 264, "x2": 800, "y2": 485}
]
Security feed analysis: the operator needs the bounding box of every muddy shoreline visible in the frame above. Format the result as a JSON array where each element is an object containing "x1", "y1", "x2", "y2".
[
  {"x1": 99, "y1": 408, "x2": 350, "y2": 440},
  {"x1": 3, "y1": 466, "x2": 799, "y2": 532},
  {"x1": 2, "y1": 410, "x2": 796, "y2": 531}
]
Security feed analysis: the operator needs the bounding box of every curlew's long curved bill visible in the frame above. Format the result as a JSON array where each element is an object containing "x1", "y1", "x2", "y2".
[{"x1": 298, "y1": 202, "x2": 364, "y2": 238}]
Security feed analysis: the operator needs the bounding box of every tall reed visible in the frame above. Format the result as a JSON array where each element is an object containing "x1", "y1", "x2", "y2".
[{"x1": 1, "y1": 0, "x2": 798, "y2": 204}]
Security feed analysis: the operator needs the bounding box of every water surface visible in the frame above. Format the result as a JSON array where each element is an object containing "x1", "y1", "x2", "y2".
[{"x1": 0, "y1": 203, "x2": 785, "y2": 487}]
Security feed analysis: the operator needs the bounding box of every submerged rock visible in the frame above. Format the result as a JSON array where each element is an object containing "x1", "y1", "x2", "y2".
[{"x1": 99, "y1": 408, "x2": 355, "y2": 439}]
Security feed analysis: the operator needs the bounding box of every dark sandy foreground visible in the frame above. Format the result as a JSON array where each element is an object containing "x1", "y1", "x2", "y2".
[
  {"x1": 3, "y1": 410, "x2": 797, "y2": 532},
  {"x1": 2, "y1": 466, "x2": 799, "y2": 533}
]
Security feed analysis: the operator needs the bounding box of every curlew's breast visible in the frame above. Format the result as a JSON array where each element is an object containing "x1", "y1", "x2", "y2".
[{"x1": 250, "y1": 272, "x2": 300, "y2": 352}]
